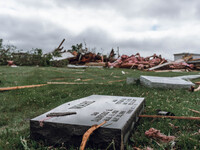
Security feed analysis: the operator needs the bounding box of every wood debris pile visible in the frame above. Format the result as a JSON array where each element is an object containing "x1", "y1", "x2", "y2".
[
  {"x1": 108, "y1": 53, "x2": 167, "y2": 70},
  {"x1": 68, "y1": 51, "x2": 104, "y2": 65},
  {"x1": 52, "y1": 40, "x2": 200, "y2": 71},
  {"x1": 107, "y1": 53, "x2": 194, "y2": 70}
]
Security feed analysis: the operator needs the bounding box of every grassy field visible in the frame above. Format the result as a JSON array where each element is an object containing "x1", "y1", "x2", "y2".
[{"x1": 0, "y1": 66, "x2": 200, "y2": 150}]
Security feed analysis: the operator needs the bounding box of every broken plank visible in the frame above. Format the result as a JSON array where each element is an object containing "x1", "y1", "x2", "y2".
[
  {"x1": 195, "y1": 81, "x2": 200, "y2": 85},
  {"x1": 148, "y1": 62, "x2": 172, "y2": 71},
  {"x1": 81, "y1": 79, "x2": 93, "y2": 82},
  {"x1": 0, "y1": 84, "x2": 47, "y2": 91},
  {"x1": 108, "y1": 79, "x2": 125, "y2": 83},
  {"x1": 47, "y1": 82, "x2": 103, "y2": 85},
  {"x1": 148, "y1": 59, "x2": 185, "y2": 71},
  {"x1": 194, "y1": 85, "x2": 200, "y2": 92},
  {"x1": 188, "y1": 108, "x2": 200, "y2": 115},
  {"x1": 139, "y1": 115, "x2": 200, "y2": 121}
]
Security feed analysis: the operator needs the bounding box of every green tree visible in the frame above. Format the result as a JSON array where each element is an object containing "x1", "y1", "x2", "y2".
[
  {"x1": 71, "y1": 43, "x2": 83, "y2": 52},
  {"x1": 0, "y1": 39, "x2": 3, "y2": 49}
]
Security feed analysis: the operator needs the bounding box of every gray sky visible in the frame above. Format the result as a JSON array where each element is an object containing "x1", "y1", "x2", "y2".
[{"x1": 1, "y1": 0, "x2": 200, "y2": 59}]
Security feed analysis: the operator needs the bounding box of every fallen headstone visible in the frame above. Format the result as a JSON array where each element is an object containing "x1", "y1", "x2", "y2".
[
  {"x1": 140, "y1": 75, "x2": 194, "y2": 89},
  {"x1": 30, "y1": 95, "x2": 145, "y2": 149}
]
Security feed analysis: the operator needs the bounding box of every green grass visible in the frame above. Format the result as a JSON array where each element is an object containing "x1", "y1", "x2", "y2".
[{"x1": 0, "y1": 66, "x2": 200, "y2": 150}]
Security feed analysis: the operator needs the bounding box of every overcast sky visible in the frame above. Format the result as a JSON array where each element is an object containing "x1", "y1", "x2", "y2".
[{"x1": 1, "y1": 0, "x2": 200, "y2": 59}]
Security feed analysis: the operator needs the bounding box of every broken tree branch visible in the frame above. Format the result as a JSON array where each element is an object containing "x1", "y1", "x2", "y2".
[
  {"x1": 46, "y1": 112, "x2": 77, "y2": 117},
  {"x1": 80, "y1": 121, "x2": 107, "y2": 150}
]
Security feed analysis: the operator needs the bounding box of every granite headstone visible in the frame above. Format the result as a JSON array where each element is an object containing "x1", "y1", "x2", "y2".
[
  {"x1": 30, "y1": 95, "x2": 145, "y2": 149},
  {"x1": 140, "y1": 75, "x2": 194, "y2": 89}
]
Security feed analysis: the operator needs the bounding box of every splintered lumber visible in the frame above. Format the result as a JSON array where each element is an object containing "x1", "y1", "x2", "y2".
[
  {"x1": 47, "y1": 82, "x2": 103, "y2": 85},
  {"x1": 85, "y1": 62, "x2": 106, "y2": 66},
  {"x1": 0, "y1": 84, "x2": 47, "y2": 91},
  {"x1": 154, "y1": 69, "x2": 184, "y2": 73},
  {"x1": 194, "y1": 85, "x2": 200, "y2": 92},
  {"x1": 195, "y1": 81, "x2": 200, "y2": 85},
  {"x1": 56, "y1": 38, "x2": 65, "y2": 51},
  {"x1": 139, "y1": 115, "x2": 200, "y2": 121},
  {"x1": 148, "y1": 59, "x2": 184, "y2": 71},
  {"x1": 188, "y1": 108, "x2": 200, "y2": 115},
  {"x1": 108, "y1": 79, "x2": 125, "y2": 83},
  {"x1": 81, "y1": 79, "x2": 93, "y2": 82},
  {"x1": 47, "y1": 82, "x2": 90, "y2": 85},
  {"x1": 148, "y1": 62, "x2": 172, "y2": 71}
]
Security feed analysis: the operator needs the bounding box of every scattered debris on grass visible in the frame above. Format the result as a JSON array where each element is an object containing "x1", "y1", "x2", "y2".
[
  {"x1": 81, "y1": 79, "x2": 93, "y2": 82},
  {"x1": 51, "y1": 77, "x2": 75, "y2": 80},
  {"x1": 139, "y1": 115, "x2": 200, "y2": 121},
  {"x1": 194, "y1": 85, "x2": 200, "y2": 92},
  {"x1": 121, "y1": 71, "x2": 126, "y2": 74},
  {"x1": 145, "y1": 128, "x2": 175, "y2": 143},
  {"x1": 47, "y1": 82, "x2": 104, "y2": 85},
  {"x1": 108, "y1": 53, "x2": 167, "y2": 70},
  {"x1": 74, "y1": 78, "x2": 81, "y2": 81},
  {"x1": 192, "y1": 129, "x2": 200, "y2": 135},
  {"x1": 113, "y1": 76, "x2": 120, "y2": 78},
  {"x1": 0, "y1": 84, "x2": 47, "y2": 91},
  {"x1": 108, "y1": 79, "x2": 125, "y2": 83},
  {"x1": 188, "y1": 108, "x2": 200, "y2": 115},
  {"x1": 168, "y1": 123, "x2": 179, "y2": 129},
  {"x1": 7, "y1": 60, "x2": 17, "y2": 67},
  {"x1": 7, "y1": 60, "x2": 14, "y2": 66}
]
